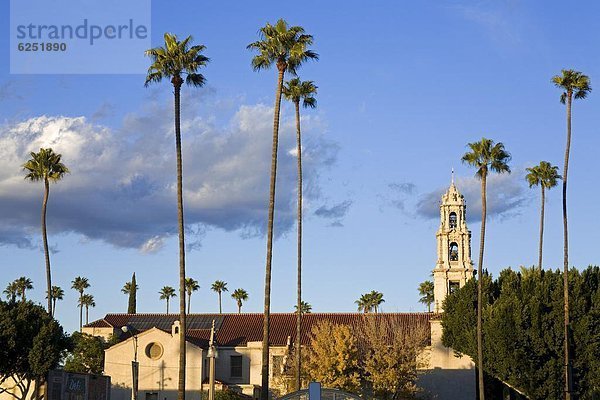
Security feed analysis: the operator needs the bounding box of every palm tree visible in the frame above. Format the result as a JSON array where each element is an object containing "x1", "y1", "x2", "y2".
[
  {"x1": 552, "y1": 70, "x2": 591, "y2": 400},
  {"x1": 462, "y1": 137, "x2": 511, "y2": 400},
  {"x1": 79, "y1": 293, "x2": 95, "y2": 325},
  {"x1": 355, "y1": 293, "x2": 372, "y2": 313},
  {"x1": 293, "y1": 301, "x2": 312, "y2": 314},
  {"x1": 122, "y1": 274, "x2": 139, "y2": 314},
  {"x1": 369, "y1": 290, "x2": 385, "y2": 313},
  {"x1": 46, "y1": 286, "x2": 64, "y2": 317},
  {"x1": 15, "y1": 277, "x2": 33, "y2": 302},
  {"x1": 247, "y1": 20, "x2": 317, "y2": 399},
  {"x1": 145, "y1": 33, "x2": 209, "y2": 400},
  {"x1": 185, "y1": 278, "x2": 200, "y2": 314},
  {"x1": 23, "y1": 148, "x2": 69, "y2": 315},
  {"x1": 211, "y1": 280, "x2": 228, "y2": 313},
  {"x1": 3, "y1": 281, "x2": 18, "y2": 302},
  {"x1": 418, "y1": 281, "x2": 435, "y2": 312},
  {"x1": 71, "y1": 276, "x2": 90, "y2": 331},
  {"x1": 283, "y1": 77, "x2": 317, "y2": 391},
  {"x1": 526, "y1": 161, "x2": 561, "y2": 270},
  {"x1": 231, "y1": 289, "x2": 249, "y2": 313},
  {"x1": 159, "y1": 286, "x2": 177, "y2": 313}
]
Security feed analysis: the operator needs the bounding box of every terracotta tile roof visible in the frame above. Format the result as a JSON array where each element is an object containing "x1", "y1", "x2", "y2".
[{"x1": 87, "y1": 312, "x2": 433, "y2": 348}]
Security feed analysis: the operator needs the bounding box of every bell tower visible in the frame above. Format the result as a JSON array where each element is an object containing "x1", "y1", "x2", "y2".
[{"x1": 433, "y1": 175, "x2": 474, "y2": 312}]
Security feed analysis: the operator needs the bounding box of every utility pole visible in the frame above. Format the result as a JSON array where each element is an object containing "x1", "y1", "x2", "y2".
[{"x1": 208, "y1": 320, "x2": 218, "y2": 400}]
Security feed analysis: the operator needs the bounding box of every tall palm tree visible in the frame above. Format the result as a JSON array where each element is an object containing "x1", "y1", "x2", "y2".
[
  {"x1": 211, "y1": 280, "x2": 228, "y2": 313},
  {"x1": 145, "y1": 33, "x2": 209, "y2": 400},
  {"x1": 552, "y1": 69, "x2": 591, "y2": 400},
  {"x1": 355, "y1": 293, "x2": 372, "y2": 313},
  {"x1": 23, "y1": 148, "x2": 69, "y2": 315},
  {"x1": 526, "y1": 161, "x2": 561, "y2": 270},
  {"x1": 4, "y1": 281, "x2": 18, "y2": 302},
  {"x1": 122, "y1": 274, "x2": 139, "y2": 314},
  {"x1": 462, "y1": 137, "x2": 511, "y2": 400},
  {"x1": 185, "y1": 278, "x2": 200, "y2": 314},
  {"x1": 46, "y1": 286, "x2": 64, "y2": 317},
  {"x1": 418, "y1": 280, "x2": 435, "y2": 312},
  {"x1": 369, "y1": 290, "x2": 385, "y2": 313},
  {"x1": 293, "y1": 301, "x2": 312, "y2": 314},
  {"x1": 282, "y1": 77, "x2": 317, "y2": 391},
  {"x1": 79, "y1": 293, "x2": 95, "y2": 325},
  {"x1": 247, "y1": 20, "x2": 317, "y2": 399},
  {"x1": 15, "y1": 277, "x2": 33, "y2": 302},
  {"x1": 71, "y1": 276, "x2": 90, "y2": 331},
  {"x1": 159, "y1": 286, "x2": 177, "y2": 314},
  {"x1": 231, "y1": 289, "x2": 249, "y2": 313}
]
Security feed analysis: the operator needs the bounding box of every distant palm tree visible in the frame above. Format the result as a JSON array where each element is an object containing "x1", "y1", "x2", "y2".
[
  {"x1": 3, "y1": 281, "x2": 18, "y2": 302},
  {"x1": 15, "y1": 277, "x2": 33, "y2": 302},
  {"x1": 247, "y1": 21, "x2": 318, "y2": 398},
  {"x1": 369, "y1": 290, "x2": 385, "y2": 313},
  {"x1": 159, "y1": 286, "x2": 177, "y2": 313},
  {"x1": 211, "y1": 280, "x2": 228, "y2": 313},
  {"x1": 462, "y1": 137, "x2": 511, "y2": 400},
  {"x1": 185, "y1": 278, "x2": 200, "y2": 314},
  {"x1": 283, "y1": 77, "x2": 317, "y2": 392},
  {"x1": 418, "y1": 281, "x2": 435, "y2": 312},
  {"x1": 145, "y1": 33, "x2": 209, "y2": 400},
  {"x1": 23, "y1": 148, "x2": 69, "y2": 315},
  {"x1": 355, "y1": 294, "x2": 370, "y2": 313},
  {"x1": 46, "y1": 286, "x2": 64, "y2": 317},
  {"x1": 552, "y1": 69, "x2": 591, "y2": 400},
  {"x1": 122, "y1": 274, "x2": 139, "y2": 314},
  {"x1": 79, "y1": 293, "x2": 95, "y2": 325},
  {"x1": 293, "y1": 301, "x2": 312, "y2": 315},
  {"x1": 71, "y1": 276, "x2": 90, "y2": 331},
  {"x1": 231, "y1": 289, "x2": 249, "y2": 313},
  {"x1": 526, "y1": 161, "x2": 561, "y2": 270}
]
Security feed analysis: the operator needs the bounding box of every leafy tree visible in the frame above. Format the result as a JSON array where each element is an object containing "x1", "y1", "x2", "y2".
[
  {"x1": 145, "y1": 33, "x2": 209, "y2": 400},
  {"x1": 46, "y1": 286, "x2": 64, "y2": 318},
  {"x1": 211, "y1": 280, "x2": 228, "y2": 313},
  {"x1": 369, "y1": 290, "x2": 385, "y2": 313},
  {"x1": 0, "y1": 301, "x2": 69, "y2": 400},
  {"x1": 79, "y1": 294, "x2": 95, "y2": 325},
  {"x1": 462, "y1": 137, "x2": 511, "y2": 399},
  {"x1": 247, "y1": 19, "x2": 317, "y2": 399},
  {"x1": 185, "y1": 277, "x2": 200, "y2": 314},
  {"x1": 552, "y1": 69, "x2": 591, "y2": 399},
  {"x1": 71, "y1": 276, "x2": 90, "y2": 331},
  {"x1": 159, "y1": 286, "x2": 177, "y2": 313},
  {"x1": 121, "y1": 273, "x2": 138, "y2": 314},
  {"x1": 14, "y1": 277, "x2": 33, "y2": 303},
  {"x1": 293, "y1": 301, "x2": 312, "y2": 314},
  {"x1": 526, "y1": 162, "x2": 560, "y2": 270},
  {"x1": 418, "y1": 280, "x2": 434, "y2": 312},
  {"x1": 355, "y1": 293, "x2": 372, "y2": 313},
  {"x1": 3, "y1": 282, "x2": 18, "y2": 302},
  {"x1": 231, "y1": 289, "x2": 248, "y2": 313},
  {"x1": 283, "y1": 77, "x2": 317, "y2": 392},
  {"x1": 23, "y1": 148, "x2": 69, "y2": 316},
  {"x1": 64, "y1": 332, "x2": 106, "y2": 375}
]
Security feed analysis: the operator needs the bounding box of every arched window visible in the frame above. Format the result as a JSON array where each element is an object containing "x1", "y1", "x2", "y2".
[
  {"x1": 449, "y1": 212, "x2": 457, "y2": 229},
  {"x1": 449, "y1": 242, "x2": 459, "y2": 261}
]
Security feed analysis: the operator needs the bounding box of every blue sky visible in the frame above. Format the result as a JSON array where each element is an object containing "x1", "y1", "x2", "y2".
[{"x1": 1, "y1": 1, "x2": 599, "y2": 333}]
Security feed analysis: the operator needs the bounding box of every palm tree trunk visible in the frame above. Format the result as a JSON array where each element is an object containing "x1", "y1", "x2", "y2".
[
  {"x1": 477, "y1": 172, "x2": 487, "y2": 400},
  {"x1": 166, "y1": 299, "x2": 170, "y2": 314},
  {"x1": 261, "y1": 64, "x2": 285, "y2": 400},
  {"x1": 238, "y1": 303, "x2": 242, "y2": 314},
  {"x1": 219, "y1": 292, "x2": 222, "y2": 314},
  {"x1": 171, "y1": 75, "x2": 187, "y2": 400},
  {"x1": 42, "y1": 178, "x2": 52, "y2": 316},
  {"x1": 52, "y1": 298, "x2": 57, "y2": 317},
  {"x1": 538, "y1": 186, "x2": 545, "y2": 270},
  {"x1": 85, "y1": 305, "x2": 89, "y2": 325},
  {"x1": 294, "y1": 100, "x2": 303, "y2": 392},
  {"x1": 79, "y1": 294, "x2": 83, "y2": 332},
  {"x1": 563, "y1": 92, "x2": 573, "y2": 400}
]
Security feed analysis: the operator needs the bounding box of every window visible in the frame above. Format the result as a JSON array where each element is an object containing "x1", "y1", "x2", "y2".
[
  {"x1": 449, "y1": 212, "x2": 457, "y2": 229},
  {"x1": 449, "y1": 281, "x2": 460, "y2": 294},
  {"x1": 230, "y1": 356, "x2": 243, "y2": 378},
  {"x1": 449, "y1": 242, "x2": 459, "y2": 261},
  {"x1": 145, "y1": 342, "x2": 164, "y2": 360}
]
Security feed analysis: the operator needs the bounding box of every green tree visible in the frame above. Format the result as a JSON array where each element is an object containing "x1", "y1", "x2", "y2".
[
  {"x1": 462, "y1": 137, "x2": 511, "y2": 400},
  {"x1": 247, "y1": 19, "x2": 318, "y2": 399},
  {"x1": 121, "y1": 273, "x2": 138, "y2": 314},
  {"x1": 46, "y1": 286, "x2": 64, "y2": 318},
  {"x1": 159, "y1": 286, "x2": 176, "y2": 314},
  {"x1": 231, "y1": 289, "x2": 249, "y2": 313},
  {"x1": 552, "y1": 69, "x2": 591, "y2": 399},
  {"x1": 3, "y1": 281, "x2": 18, "y2": 302},
  {"x1": 79, "y1": 294, "x2": 95, "y2": 325},
  {"x1": 145, "y1": 33, "x2": 209, "y2": 400},
  {"x1": 369, "y1": 290, "x2": 385, "y2": 313},
  {"x1": 283, "y1": 77, "x2": 317, "y2": 391},
  {"x1": 525, "y1": 161, "x2": 561, "y2": 270},
  {"x1": 185, "y1": 277, "x2": 200, "y2": 314},
  {"x1": 64, "y1": 332, "x2": 106, "y2": 375},
  {"x1": 14, "y1": 277, "x2": 33, "y2": 303},
  {"x1": 71, "y1": 276, "x2": 90, "y2": 331},
  {"x1": 211, "y1": 280, "x2": 228, "y2": 313},
  {"x1": 23, "y1": 148, "x2": 69, "y2": 316},
  {"x1": 418, "y1": 280, "x2": 434, "y2": 312},
  {"x1": 355, "y1": 293, "x2": 372, "y2": 313},
  {"x1": 294, "y1": 301, "x2": 312, "y2": 314}
]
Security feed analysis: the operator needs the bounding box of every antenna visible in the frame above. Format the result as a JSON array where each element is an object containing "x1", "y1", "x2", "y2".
[{"x1": 451, "y1": 168, "x2": 455, "y2": 184}]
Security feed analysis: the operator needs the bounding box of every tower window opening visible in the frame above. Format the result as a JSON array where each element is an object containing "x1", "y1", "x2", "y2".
[
  {"x1": 449, "y1": 242, "x2": 459, "y2": 261},
  {"x1": 449, "y1": 212, "x2": 457, "y2": 229},
  {"x1": 449, "y1": 281, "x2": 460, "y2": 294}
]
